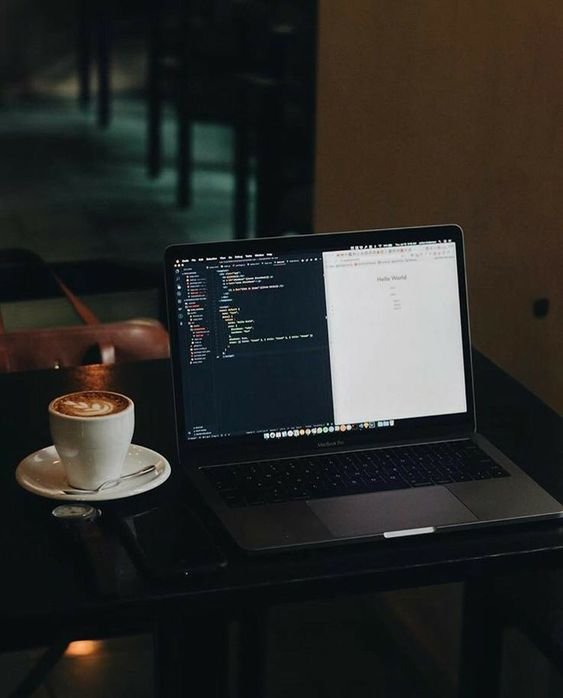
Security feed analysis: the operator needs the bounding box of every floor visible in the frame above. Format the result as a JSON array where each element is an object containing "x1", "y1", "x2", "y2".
[
  {"x1": 0, "y1": 97, "x2": 236, "y2": 265},
  {"x1": 0, "y1": 94, "x2": 249, "y2": 331},
  {"x1": 1, "y1": 599, "x2": 438, "y2": 698},
  {"x1": 1, "y1": 636, "x2": 154, "y2": 698}
]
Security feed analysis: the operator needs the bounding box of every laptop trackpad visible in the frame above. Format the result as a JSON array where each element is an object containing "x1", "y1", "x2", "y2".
[{"x1": 309, "y1": 487, "x2": 477, "y2": 538}]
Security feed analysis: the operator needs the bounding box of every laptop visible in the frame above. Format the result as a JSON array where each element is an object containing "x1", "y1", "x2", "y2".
[{"x1": 164, "y1": 224, "x2": 563, "y2": 551}]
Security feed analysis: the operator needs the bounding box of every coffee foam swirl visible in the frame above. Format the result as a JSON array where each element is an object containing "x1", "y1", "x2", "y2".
[
  {"x1": 52, "y1": 391, "x2": 129, "y2": 417},
  {"x1": 61, "y1": 398, "x2": 115, "y2": 416}
]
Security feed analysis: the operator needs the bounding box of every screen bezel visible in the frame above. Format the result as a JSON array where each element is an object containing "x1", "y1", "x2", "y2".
[{"x1": 165, "y1": 224, "x2": 476, "y2": 467}]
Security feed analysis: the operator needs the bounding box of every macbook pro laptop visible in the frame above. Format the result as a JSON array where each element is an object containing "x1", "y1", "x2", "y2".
[{"x1": 164, "y1": 224, "x2": 563, "y2": 551}]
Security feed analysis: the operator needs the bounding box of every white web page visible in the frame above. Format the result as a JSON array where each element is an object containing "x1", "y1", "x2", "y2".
[{"x1": 323, "y1": 243, "x2": 467, "y2": 424}]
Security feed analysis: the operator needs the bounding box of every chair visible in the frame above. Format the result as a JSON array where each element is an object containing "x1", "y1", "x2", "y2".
[
  {"x1": 236, "y1": 1, "x2": 318, "y2": 238},
  {"x1": 0, "y1": 249, "x2": 169, "y2": 372},
  {"x1": 146, "y1": 0, "x2": 243, "y2": 206},
  {"x1": 145, "y1": 0, "x2": 317, "y2": 237}
]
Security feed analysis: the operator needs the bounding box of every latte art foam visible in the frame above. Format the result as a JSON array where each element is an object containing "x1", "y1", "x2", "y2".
[
  {"x1": 52, "y1": 391, "x2": 129, "y2": 417},
  {"x1": 62, "y1": 398, "x2": 114, "y2": 416}
]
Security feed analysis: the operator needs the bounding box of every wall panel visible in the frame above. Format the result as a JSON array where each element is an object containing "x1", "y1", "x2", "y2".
[{"x1": 314, "y1": 0, "x2": 562, "y2": 413}]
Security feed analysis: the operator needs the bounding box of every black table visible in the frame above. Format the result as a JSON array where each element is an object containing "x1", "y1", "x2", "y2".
[{"x1": 1, "y1": 353, "x2": 562, "y2": 697}]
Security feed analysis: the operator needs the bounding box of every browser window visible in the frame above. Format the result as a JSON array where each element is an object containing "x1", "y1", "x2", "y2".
[{"x1": 323, "y1": 242, "x2": 467, "y2": 424}]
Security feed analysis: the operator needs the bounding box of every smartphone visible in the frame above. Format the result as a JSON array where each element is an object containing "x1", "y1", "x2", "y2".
[{"x1": 113, "y1": 504, "x2": 227, "y2": 581}]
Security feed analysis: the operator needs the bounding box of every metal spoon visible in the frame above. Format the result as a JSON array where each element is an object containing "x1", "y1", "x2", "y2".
[{"x1": 63, "y1": 464, "x2": 158, "y2": 495}]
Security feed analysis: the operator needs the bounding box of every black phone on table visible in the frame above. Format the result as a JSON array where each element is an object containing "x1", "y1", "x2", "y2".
[{"x1": 113, "y1": 503, "x2": 227, "y2": 581}]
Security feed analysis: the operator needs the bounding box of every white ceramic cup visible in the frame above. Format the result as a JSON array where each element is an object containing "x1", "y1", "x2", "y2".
[{"x1": 48, "y1": 390, "x2": 135, "y2": 490}]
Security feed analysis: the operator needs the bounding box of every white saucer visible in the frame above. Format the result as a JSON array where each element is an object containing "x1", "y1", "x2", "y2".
[{"x1": 16, "y1": 444, "x2": 171, "y2": 501}]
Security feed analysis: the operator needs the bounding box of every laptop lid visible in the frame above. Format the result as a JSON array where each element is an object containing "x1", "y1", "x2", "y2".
[{"x1": 165, "y1": 225, "x2": 475, "y2": 468}]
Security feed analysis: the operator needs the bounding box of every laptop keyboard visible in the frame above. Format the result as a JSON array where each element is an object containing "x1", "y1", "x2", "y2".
[{"x1": 206, "y1": 440, "x2": 509, "y2": 507}]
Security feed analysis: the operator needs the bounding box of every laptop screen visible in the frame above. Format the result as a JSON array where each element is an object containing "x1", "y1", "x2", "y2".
[{"x1": 166, "y1": 226, "x2": 474, "y2": 463}]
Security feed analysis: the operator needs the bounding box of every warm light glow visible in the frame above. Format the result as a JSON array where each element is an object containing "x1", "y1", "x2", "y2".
[{"x1": 65, "y1": 640, "x2": 103, "y2": 657}]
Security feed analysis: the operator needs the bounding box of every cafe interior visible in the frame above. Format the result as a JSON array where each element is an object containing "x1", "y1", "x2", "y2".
[{"x1": 0, "y1": 1, "x2": 561, "y2": 697}]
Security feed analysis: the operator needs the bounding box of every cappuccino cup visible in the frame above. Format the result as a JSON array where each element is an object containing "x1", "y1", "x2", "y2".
[{"x1": 49, "y1": 391, "x2": 135, "y2": 490}]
